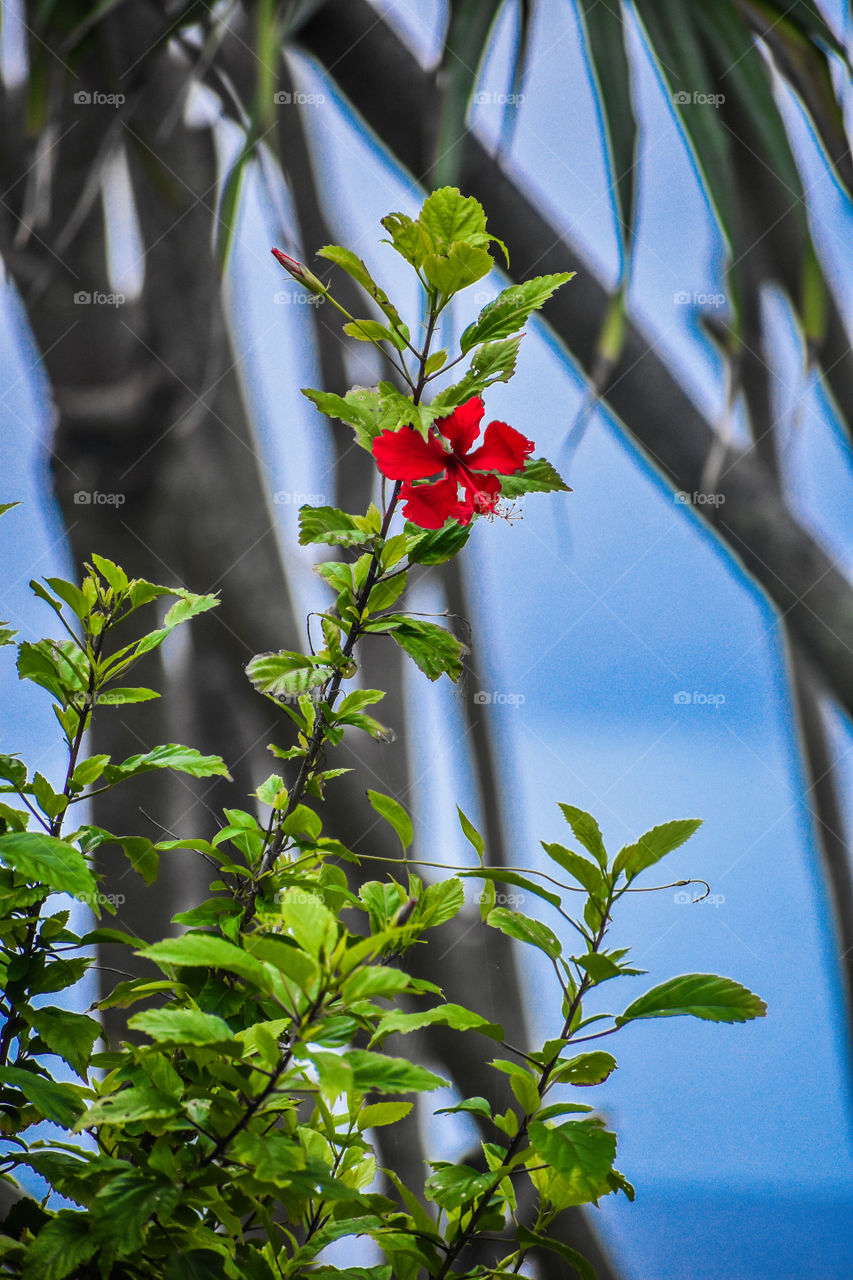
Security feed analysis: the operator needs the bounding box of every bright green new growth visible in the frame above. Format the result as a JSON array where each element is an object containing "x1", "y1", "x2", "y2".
[{"x1": 0, "y1": 190, "x2": 764, "y2": 1280}]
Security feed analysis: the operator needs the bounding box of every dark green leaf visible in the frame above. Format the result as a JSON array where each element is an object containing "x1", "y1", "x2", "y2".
[
  {"x1": 616, "y1": 973, "x2": 767, "y2": 1025},
  {"x1": 498, "y1": 457, "x2": 571, "y2": 497},
  {"x1": 516, "y1": 1226, "x2": 596, "y2": 1280},
  {"x1": 0, "y1": 1067, "x2": 85, "y2": 1127},
  {"x1": 388, "y1": 618, "x2": 468, "y2": 682},
  {"x1": 487, "y1": 907, "x2": 562, "y2": 959},
  {"x1": 460, "y1": 273, "x2": 574, "y2": 352},
  {"x1": 27, "y1": 1007, "x2": 101, "y2": 1077},
  {"x1": 424, "y1": 1164, "x2": 494, "y2": 1210},
  {"x1": 20, "y1": 1211, "x2": 98, "y2": 1280},
  {"x1": 298, "y1": 506, "x2": 373, "y2": 548},
  {"x1": 103, "y1": 745, "x2": 231, "y2": 783}
]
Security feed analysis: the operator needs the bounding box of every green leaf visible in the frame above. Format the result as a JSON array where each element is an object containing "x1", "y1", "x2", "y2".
[
  {"x1": 420, "y1": 187, "x2": 490, "y2": 247},
  {"x1": 612, "y1": 818, "x2": 702, "y2": 883},
  {"x1": 425, "y1": 1164, "x2": 494, "y2": 1211},
  {"x1": 345, "y1": 1050, "x2": 447, "y2": 1094},
  {"x1": 103, "y1": 744, "x2": 231, "y2": 783},
  {"x1": 405, "y1": 521, "x2": 472, "y2": 565},
  {"x1": 343, "y1": 319, "x2": 405, "y2": 349},
  {"x1": 298, "y1": 506, "x2": 373, "y2": 548},
  {"x1": 80, "y1": 1084, "x2": 181, "y2": 1127},
  {"x1": 246, "y1": 651, "x2": 333, "y2": 701},
  {"x1": 317, "y1": 244, "x2": 404, "y2": 328},
  {"x1": 422, "y1": 242, "x2": 494, "y2": 296},
  {"x1": 0, "y1": 502, "x2": 20, "y2": 518},
  {"x1": 27, "y1": 1007, "x2": 101, "y2": 1078},
  {"x1": 0, "y1": 1067, "x2": 85, "y2": 1127},
  {"x1": 367, "y1": 790, "x2": 413, "y2": 851},
  {"x1": 541, "y1": 843, "x2": 603, "y2": 897},
  {"x1": 356, "y1": 1101, "x2": 413, "y2": 1131},
  {"x1": 528, "y1": 1118, "x2": 617, "y2": 1203},
  {"x1": 577, "y1": 0, "x2": 636, "y2": 264},
  {"x1": 457, "y1": 806, "x2": 485, "y2": 860},
  {"x1": 20, "y1": 1210, "x2": 98, "y2": 1280},
  {"x1": 44, "y1": 577, "x2": 91, "y2": 622},
  {"x1": 138, "y1": 934, "x2": 272, "y2": 992},
  {"x1": 94, "y1": 687, "x2": 161, "y2": 708},
  {"x1": 0, "y1": 832, "x2": 96, "y2": 898},
  {"x1": 498, "y1": 457, "x2": 571, "y2": 497},
  {"x1": 616, "y1": 974, "x2": 767, "y2": 1025},
  {"x1": 515, "y1": 1226, "x2": 596, "y2": 1280},
  {"x1": 279, "y1": 888, "x2": 338, "y2": 958},
  {"x1": 164, "y1": 1252, "x2": 230, "y2": 1280},
  {"x1": 556, "y1": 804, "x2": 608, "y2": 869},
  {"x1": 388, "y1": 618, "x2": 468, "y2": 682},
  {"x1": 372, "y1": 1004, "x2": 502, "y2": 1043},
  {"x1": 435, "y1": 337, "x2": 523, "y2": 408},
  {"x1": 128, "y1": 1007, "x2": 237, "y2": 1047},
  {"x1": 0, "y1": 755, "x2": 27, "y2": 789},
  {"x1": 551, "y1": 1051, "x2": 617, "y2": 1086},
  {"x1": 416, "y1": 877, "x2": 466, "y2": 927},
  {"x1": 487, "y1": 907, "x2": 562, "y2": 959},
  {"x1": 460, "y1": 273, "x2": 574, "y2": 352},
  {"x1": 457, "y1": 866, "x2": 561, "y2": 911},
  {"x1": 90, "y1": 1171, "x2": 180, "y2": 1254}
]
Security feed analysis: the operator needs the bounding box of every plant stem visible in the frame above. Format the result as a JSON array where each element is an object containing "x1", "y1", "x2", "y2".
[{"x1": 245, "y1": 303, "x2": 440, "y2": 917}]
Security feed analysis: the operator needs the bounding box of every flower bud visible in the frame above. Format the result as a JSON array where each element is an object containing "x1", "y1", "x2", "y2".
[{"x1": 271, "y1": 247, "x2": 328, "y2": 296}]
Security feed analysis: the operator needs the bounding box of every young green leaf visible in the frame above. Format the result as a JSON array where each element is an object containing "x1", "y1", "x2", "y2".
[
  {"x1": 387, "y1": 618, "x2": 468, "y2": 682},
  {"x1": 527, "y1": 1118, "x2": 617, "y2": 1203},
  {"x1": 367, "y1": 790, "x2": 413, "y2": 852},
  {"x1": 612, "y1": 818, "x2": 702, "y2": 883},
  {"x1": 103, "y1": 745, "x2": 231, "y2": 783}
]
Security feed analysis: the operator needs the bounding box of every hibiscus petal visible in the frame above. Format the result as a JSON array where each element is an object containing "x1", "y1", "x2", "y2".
[
  {"x1": 436, "y1": 396, "x2": 485, "y2": 457},
  {"x1": 465, "y1": 420, "x2": 534, "y2": 474},
  {"x1": 401, "y1": 473, "x2": 468, "y2": 529},
  {"x1": 372, "y1": 428, "x2": 446, "y2": 481},
  {"x1": 463, "y1": 473, "x2": 501, "y2": 515}
]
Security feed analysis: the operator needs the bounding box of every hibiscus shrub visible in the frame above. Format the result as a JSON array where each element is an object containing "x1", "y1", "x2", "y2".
[{"x1": 0, "y1": 190, "x2": 765, "y2": 1279}]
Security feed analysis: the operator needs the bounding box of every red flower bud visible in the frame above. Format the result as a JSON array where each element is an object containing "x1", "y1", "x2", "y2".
[{"x1": 271, "y1": 247, "x2": 328, "y2": 296}]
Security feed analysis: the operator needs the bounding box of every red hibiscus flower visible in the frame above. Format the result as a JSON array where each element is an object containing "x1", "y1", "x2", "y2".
[{"x1": 371, "y1": 396, "x2": 533, "y2": 529}]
